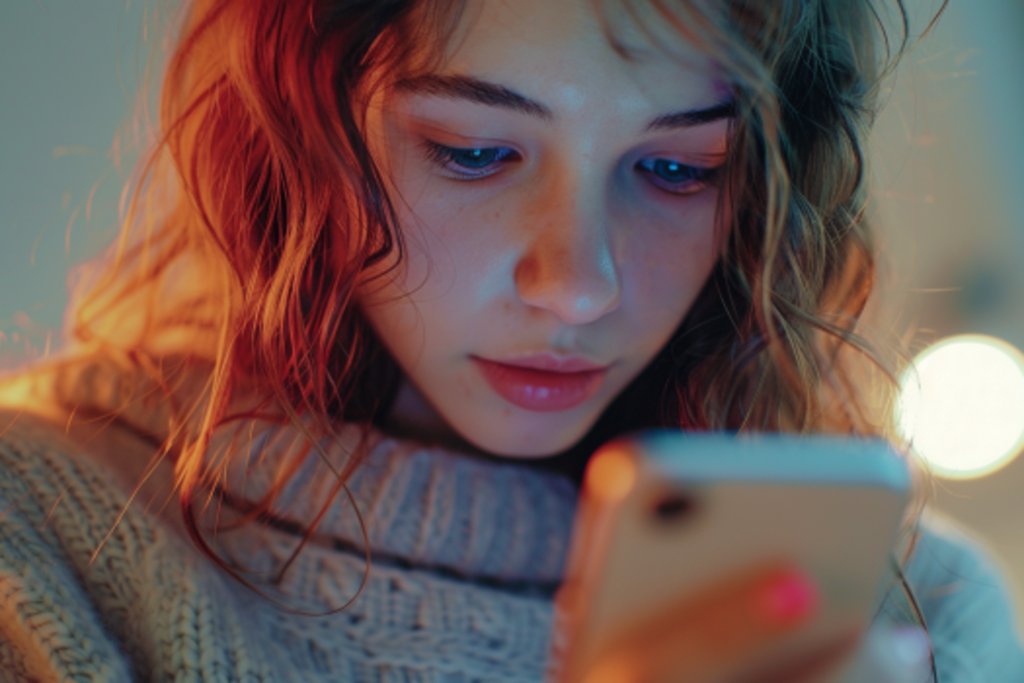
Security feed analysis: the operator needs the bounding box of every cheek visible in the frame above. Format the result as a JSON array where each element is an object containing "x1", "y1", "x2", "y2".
[
  {"x1": 622, "y1": 190, "x2": 720, "y2": 327},
  {"x1": 356, "y1": 189, "x2": 502, "y2": 369},
  {"x1": 358, "y1": 113, "x2": 510, "y2": 373},
  {"x1": 393, "y1": 176, "x2": 529, "y2": 314}
]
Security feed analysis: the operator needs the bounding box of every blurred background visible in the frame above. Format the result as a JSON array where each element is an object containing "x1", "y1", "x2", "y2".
[
  {"x1": 2, "y1": 0, "x2": 1023, "y2": 624},
  {"x1": 869, "y1": 0, "x2": 1024, "y2": 627}
]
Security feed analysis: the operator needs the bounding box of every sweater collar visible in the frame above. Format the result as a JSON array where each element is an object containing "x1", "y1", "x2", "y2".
[{"x1": 43, "y1": 353, "x2": 579, "y2": 585}]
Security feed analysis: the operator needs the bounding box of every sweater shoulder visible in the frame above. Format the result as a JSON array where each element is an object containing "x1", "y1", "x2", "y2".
[
  {"x1": 898, "y1": 513, "x2": 1024, "y2": 682},
  {"x1": 0, "y1": 411, "x2": 281, "y2": 683},
  {"x1": 0, "y1": 411, "x2": 149, "y2": 682}
]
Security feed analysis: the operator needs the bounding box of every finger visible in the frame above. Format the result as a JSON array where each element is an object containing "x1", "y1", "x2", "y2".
[
  {"x1": 731, "y1": 626, "x2": 862, "y2": 683},
  {"x1": 588, "y1": 565, "x2": 819, "y2": 683},
  {"x1": 839, "y1": 625, "x2": 931, "y2": 683}
]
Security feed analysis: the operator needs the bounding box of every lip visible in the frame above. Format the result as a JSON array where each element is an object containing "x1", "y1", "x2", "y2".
[
  {"x1": 496, "y1": 352, "x2": 608, "y2": 373},
  {"x1": 471, "y1": 354, "x2": 609, "y2": 412}
]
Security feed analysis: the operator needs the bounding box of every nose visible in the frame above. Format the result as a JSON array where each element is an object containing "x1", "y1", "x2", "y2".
[{"x1": 513, "y1": 171, "x2": 622, "y2": 325}]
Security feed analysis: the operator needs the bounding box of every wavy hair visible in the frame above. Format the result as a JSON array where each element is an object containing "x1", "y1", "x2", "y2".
[{"x1": 654, "y1": 0, "x2": 925, "y2": 434}]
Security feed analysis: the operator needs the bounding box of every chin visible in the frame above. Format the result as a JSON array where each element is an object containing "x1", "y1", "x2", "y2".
[{"x1": 451, "y1": 409, "x2": 600, "y2": 459}]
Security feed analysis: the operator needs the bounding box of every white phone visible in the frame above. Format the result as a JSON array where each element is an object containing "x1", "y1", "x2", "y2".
[{"x1": 552, "y1": 432, "x2": 912, "y2": 683}]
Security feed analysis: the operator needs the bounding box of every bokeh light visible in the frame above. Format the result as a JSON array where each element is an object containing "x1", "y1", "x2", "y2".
[{"x1": 898, "y1": 335, "x2": 1024, "y2": 479}]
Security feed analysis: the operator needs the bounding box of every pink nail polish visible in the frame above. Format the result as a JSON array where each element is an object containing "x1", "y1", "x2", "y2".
[{"x1": 756, "y1": 571, "x2": 819, "y2": 625}]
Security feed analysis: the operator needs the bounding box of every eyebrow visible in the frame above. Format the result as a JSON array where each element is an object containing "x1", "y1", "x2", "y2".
[
  {"x1": 644, "y1": 100, "x2": 736, "y2": 132},
  {"x1": 396, "y1": 74, "x2": 554, "y2": 120},
  {"x1": 395, "y1": 74, "x2": 735, "y2": 132}
]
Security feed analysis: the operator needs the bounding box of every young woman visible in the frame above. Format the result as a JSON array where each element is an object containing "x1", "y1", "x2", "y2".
[{"x1": 0, "y1": 0, "x2": 1021, "y2": 681}]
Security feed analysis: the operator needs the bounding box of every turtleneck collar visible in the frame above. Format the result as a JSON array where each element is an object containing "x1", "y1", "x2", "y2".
[{"x1": 20, "y1": 352, "x2": 580, "y2": 586}]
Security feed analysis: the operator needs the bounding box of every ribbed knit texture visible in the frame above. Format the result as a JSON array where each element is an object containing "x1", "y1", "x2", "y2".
[
  {"x1": 0, "y1": 368, "x2": 1022, "y2": 681},
  {"x1": 0, "y1": 412, "x2": 578, "y2": 682}
]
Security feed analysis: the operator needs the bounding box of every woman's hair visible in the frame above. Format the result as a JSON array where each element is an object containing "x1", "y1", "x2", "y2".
[
  {"x1": 27, "y1": 0, "x2": 942, "y2": 593},
  {"x1": 663, "y1": 0, "x2": 949, "y2": 437}
]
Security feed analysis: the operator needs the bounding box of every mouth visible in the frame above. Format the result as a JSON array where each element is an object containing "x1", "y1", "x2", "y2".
[{"x1": 471, "y1": 353, "x2": 610, "y2": 412}]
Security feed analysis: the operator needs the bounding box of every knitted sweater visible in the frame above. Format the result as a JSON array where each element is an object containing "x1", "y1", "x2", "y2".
[{"x1": 0, "y1": 375, "x2": 1022, "y2": 681}]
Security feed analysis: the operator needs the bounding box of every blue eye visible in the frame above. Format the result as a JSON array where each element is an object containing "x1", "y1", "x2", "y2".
[
  {"x1": 423, "y1": 141, "x2": 520, "y2": 179},
  {"x1": 636, "y1": 158, "x2": 716, "y2": 195}
]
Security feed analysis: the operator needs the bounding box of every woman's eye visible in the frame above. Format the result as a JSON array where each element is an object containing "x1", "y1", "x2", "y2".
[
  {"x1": 422, "y1": 141, "x2": 521, "y2": 179},
  {"x1": 636, "y1": 158, "x2": 717, "y2": 195}
]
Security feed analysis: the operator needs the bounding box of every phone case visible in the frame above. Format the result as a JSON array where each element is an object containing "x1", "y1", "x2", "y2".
[{"x1": 552, "y1": 432, "x2": 912, "y2": 683}]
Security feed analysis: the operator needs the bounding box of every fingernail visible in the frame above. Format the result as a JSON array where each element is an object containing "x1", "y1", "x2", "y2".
[
  {"x1": 755, "y1": 570, "x2": 819, "y2": 625},
  {"x1": 891, "y1": 627, "x2": 931, "y2": 667}
]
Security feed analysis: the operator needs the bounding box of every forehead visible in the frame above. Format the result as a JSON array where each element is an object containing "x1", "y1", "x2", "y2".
[{"x1": 435, "y1": 0, "x2": 726, "y2": 115}]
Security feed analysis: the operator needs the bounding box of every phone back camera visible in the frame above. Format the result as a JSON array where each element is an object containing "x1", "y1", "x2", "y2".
[{"x1": 649, "y1": 491, "x2": 698, "y2": 525}]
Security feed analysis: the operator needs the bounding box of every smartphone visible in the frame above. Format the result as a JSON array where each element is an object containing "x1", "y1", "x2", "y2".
[{"x1": 552, "y1": 432, "x2": 912, "y2": 683}]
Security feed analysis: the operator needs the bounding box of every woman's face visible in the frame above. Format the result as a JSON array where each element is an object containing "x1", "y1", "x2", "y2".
[{"x1": 358, "y1": 0, "x2": 729, "y2": 457}]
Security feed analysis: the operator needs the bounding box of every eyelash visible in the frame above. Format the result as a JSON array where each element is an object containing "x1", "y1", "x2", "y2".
[
  {"x1": 421, "y1": 140, "x2": 717, "y2": 195},
  {"x1": 422, "y1": 141, "x2": 521, "y2": 180},
  {"x1": 635, "y1": 158, "x2": 718, "y2": 196}
]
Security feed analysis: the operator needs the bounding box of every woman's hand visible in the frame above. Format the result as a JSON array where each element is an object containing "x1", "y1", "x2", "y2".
[
  {"x1": 576, "y1": 564, "x2": 832, "y2": 683},
  {"x1": 839, "y1": 625, "x2": 932, "y2": 683},
  {"x1": 574, "y1": 564, "x2": 932, "y2": 683}
]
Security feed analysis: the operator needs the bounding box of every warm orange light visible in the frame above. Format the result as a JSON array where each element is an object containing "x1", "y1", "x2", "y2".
[
  {"x1": 586, "y1": 447, "x2": 637, "y2": 502},
  {"x1": 582, "y1": 655, "x2": 637, "y2": 683}
]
